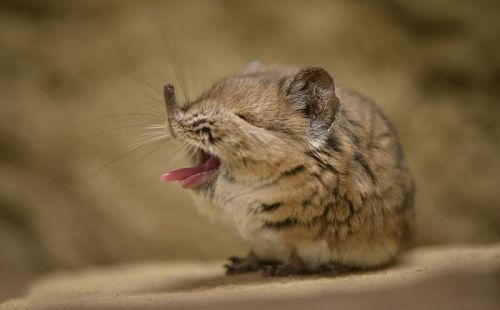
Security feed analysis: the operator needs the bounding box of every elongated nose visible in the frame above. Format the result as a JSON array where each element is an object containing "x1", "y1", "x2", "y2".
[{"x1": 163, "y1": 84, "x2": 178, "y2": 138}]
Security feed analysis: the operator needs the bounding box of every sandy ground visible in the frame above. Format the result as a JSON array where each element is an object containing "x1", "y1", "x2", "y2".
[{"x1": 2, "y1": 243, "x2": 499, "y2": 309}]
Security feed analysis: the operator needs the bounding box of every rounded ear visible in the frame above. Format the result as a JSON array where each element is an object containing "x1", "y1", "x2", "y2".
[
  {"x1": 243, "y1": 60, "x2": 263, "y2": 74},
  {"x1": 286, "y1": 67, "x2": 340, "y2": 134}
]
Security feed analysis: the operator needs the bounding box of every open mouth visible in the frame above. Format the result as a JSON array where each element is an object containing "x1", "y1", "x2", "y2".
[{"x1": 160, "y1": 150, "x2": 220, "y2": 189}]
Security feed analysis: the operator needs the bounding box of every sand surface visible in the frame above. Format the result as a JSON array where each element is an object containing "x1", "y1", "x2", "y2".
[{"x1": 2, "y1": 243, "x2": 499, "y2": 309}]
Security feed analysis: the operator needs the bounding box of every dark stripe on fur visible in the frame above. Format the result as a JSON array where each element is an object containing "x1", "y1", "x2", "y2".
[
  {"x1": 263, "y1": 218, "x2": 298, "y2": 230},
  {"x1": 311, "y1": 172, "x2": 326, "y2": 187},
  {"x1": 326, "y1": 134, "x2": 342, "y2": 152},
  {"x1": 306, "y1": 150, "x2": 340, "y2": 175},
  {"x1": 354, "y1": 151, "x2": 376, "y2": 182},
  {"x1": 281, "y1": 165, "x2": 306, "y2": 177}
]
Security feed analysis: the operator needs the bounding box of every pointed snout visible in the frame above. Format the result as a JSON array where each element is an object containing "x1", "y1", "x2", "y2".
[{"x1": 163, "y1": 84, "x2": 178, "y2": 138}]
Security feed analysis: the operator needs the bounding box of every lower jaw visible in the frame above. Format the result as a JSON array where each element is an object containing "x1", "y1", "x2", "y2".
[
  {"x1": 161, "y1": 149, "x2": 221, "y2": 189},
  {"x1": 183, "y1": 150, "x2": 220, "y2": 189},
  {"x1": 181, "y1": 169, "x2": 218, "y2": 189}
]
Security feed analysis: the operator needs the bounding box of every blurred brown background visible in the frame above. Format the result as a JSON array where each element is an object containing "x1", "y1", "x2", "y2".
[{"x1": 1, "y1": 0, "x2": 499, "y2": 301}]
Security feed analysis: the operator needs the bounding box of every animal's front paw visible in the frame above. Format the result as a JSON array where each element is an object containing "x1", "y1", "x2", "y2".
[{"x1": 224, "y1": 251, "x2": 262, "y2": 275}]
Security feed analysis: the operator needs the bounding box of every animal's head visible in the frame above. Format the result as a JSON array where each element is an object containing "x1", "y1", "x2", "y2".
[{"x1": 161, "y1": 63, "x2": 340, "y2": 194}]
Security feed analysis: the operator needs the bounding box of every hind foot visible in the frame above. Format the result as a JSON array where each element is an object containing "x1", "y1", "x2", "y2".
[
  {"x1": 261, "y1": 255, "x2": 356, "y2": 277},
  {"x1": 262, "y1": 254, "x2": 309, "y2": 276}
]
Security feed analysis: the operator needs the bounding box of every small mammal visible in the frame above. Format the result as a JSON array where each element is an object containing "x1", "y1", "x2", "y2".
[{"x1": 161, "y1": 62, "x2": 414, "y2": 276}]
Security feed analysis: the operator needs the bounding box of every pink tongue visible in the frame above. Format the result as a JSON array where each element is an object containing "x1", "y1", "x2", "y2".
[{"x1": 161, "y1": 156, "x2": 220, "y2": 189}]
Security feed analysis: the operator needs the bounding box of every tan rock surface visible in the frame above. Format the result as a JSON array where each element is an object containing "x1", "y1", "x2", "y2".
[{"x1": 3, "y1": 244, "x2": 499, "y2": 310}]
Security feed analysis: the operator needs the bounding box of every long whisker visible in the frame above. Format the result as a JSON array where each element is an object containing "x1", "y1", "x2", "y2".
[
  {"x1": 153, "y1": 2, "x2": 191, "y2": 104},
  {"x1": 87, "y1": 123, "x2": 166, "y2": 140},
  {"x1": 76, "y1": 135, "x2": 167, "y2": 189},
  {"x1": 170, "y1": 42, "x2": 191, "y2": 103},
  {"x1": 133, "y1": 85, "x2": 164, "y2": 105},
  {"x1": 106, "y1": 98, "x2": 165, "y2": 116},
  {"x1": 82, "y1": 113, "x2": 164, "y2": 124},
  {"x1": 143, "y1": 125, "x2": 166, "y2": 130},
  {"x1": 186, "y1": 144, "x2": 197, "y2": 159},
  {"x1": 186, "y1": 59, "x2": 200, "y2": 96},
  {"x1": 134, "y1": 76, "x2": 163, "y2": 96},
  {"x1": 127, "y1": 133, "x2": 169, "y2": 145},
  {"x1": 165, "y1": 39, "x2": 190, "y2": 104},
  {"x1": 127, "y1": 131, "x2": 168, "y2": 143},
  {"x1": 87, "y1": 141, "x2": 166, "y2": 198},
  {"x1": 117, "y1": 101, "x2": 164, "y2": 114},
  {"x1": 127, "y1": 134, "x2": 168, "y2": 151},
  {"x1": 168, "y1": 143, "x2": 185, "y2": 163},
  {"x1": 171, "y1": 142, "x2": 194, "y2": 163},
  {"x1": 128, "y1": 130, "x2": 168, "y2": 139}
]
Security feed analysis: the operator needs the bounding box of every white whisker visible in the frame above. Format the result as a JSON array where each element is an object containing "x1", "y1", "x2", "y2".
[{"x1": 127, "y1": 135, "x2": 168, "y2": 151}]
